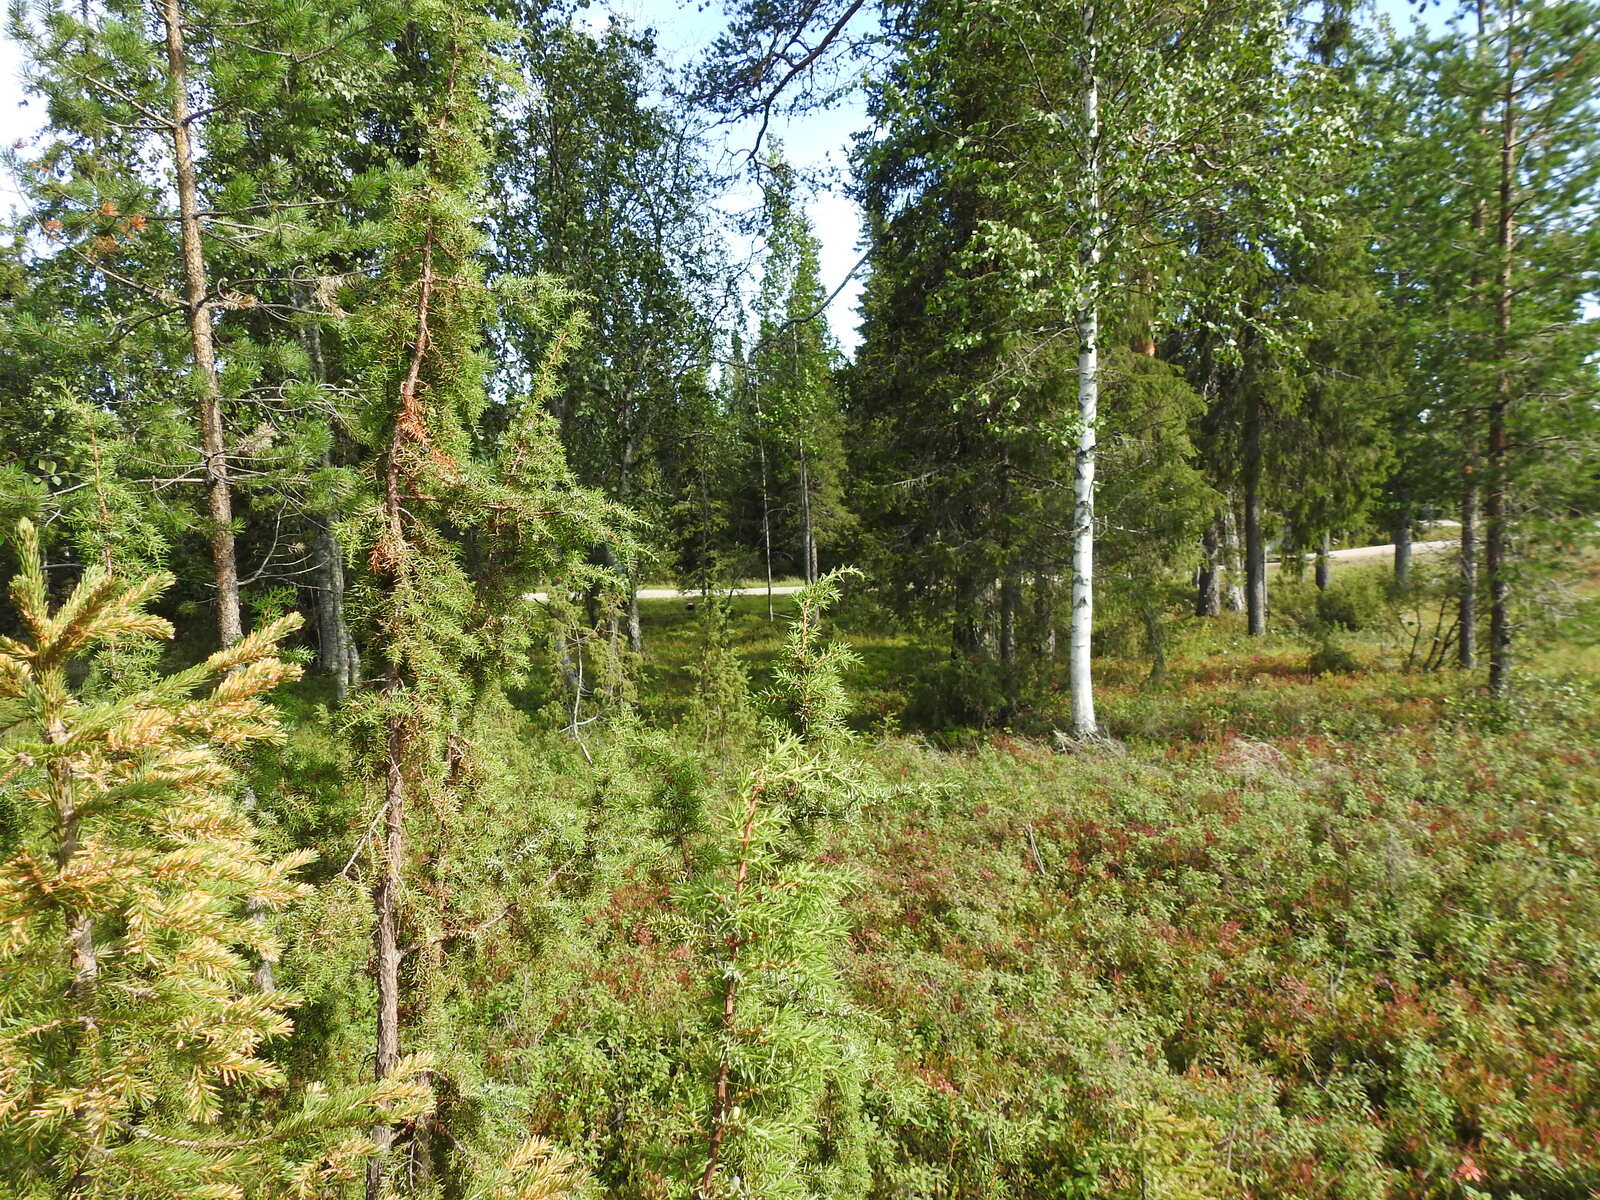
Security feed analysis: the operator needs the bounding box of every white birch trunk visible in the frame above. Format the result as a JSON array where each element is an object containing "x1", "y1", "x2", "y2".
[
  {"x1": 1070, "y1": 310, "x2": 1098, "y2": 736},
  {"x1": 1068, "y1": 10, "x2": 1100, "y2": 739}
]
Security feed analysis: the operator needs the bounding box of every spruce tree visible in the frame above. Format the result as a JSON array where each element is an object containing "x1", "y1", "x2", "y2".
[
  {"x1": 0, "y1": 518, "x2": 428, "y2": 1198},
  {"x1": 751, "y1": 158, "x2": 853, "y2": 587},
  {"x1": 1462, "y1": 0, "x2": 1599, "y2": 692},
  {"x1": 489, "y1": 14, "x2": 723, "y2": 655}
]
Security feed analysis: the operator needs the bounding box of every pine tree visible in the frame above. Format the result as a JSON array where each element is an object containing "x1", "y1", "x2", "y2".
[
  {"x1": 0, "y1": 518, "x2": 428, "y2": 1198},
  {"x1": 662, "y1": 359, "x2": 745, "y2": 597},
  {"x1": 8, "y1": 0, "x2": 405, "y2": 651},
  {"x1": 1468, "y1": 0, "x2": 1599, "y2": 692},
  {"x1": 1371, "y1": 0, "x2": 1600, "y2": 686}
]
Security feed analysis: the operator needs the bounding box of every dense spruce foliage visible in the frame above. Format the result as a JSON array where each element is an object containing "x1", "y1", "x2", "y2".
[{"x1": 1, "y1": 0, "x2": 1597, "y2": 1197}]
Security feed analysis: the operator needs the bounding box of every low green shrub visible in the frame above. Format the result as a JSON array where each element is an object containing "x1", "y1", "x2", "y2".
[
  {"x1": 1307, "y1": 632, "x2": 1361, "y2": 675},
  {"x1": 1277, "y1": 566, "x2": 1392, "y2": 635},
  {"x1": 1316, "y1": 570, "x2": 1390, "y2": 631},
  {"x1": 247, "y1": 551, "x2": 1600, "y2": 1200},
  {"x1": 906, "y1": 653, "x2": 1009, "y2": 729}
]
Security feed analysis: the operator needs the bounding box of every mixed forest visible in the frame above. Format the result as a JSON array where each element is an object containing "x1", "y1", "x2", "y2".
[{"x1": 1, "y1": 0, "x2": 1598, "y2": 1196}]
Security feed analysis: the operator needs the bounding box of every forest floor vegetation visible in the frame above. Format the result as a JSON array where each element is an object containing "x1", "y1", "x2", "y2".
[{"x1": 240, "y1": 555, "x2": 1600, "y2": 1197}]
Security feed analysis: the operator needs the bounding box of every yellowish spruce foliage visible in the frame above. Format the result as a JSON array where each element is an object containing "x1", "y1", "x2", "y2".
[{"x1": 0, "y1": 519, "x2": 429, "y2": 1199}]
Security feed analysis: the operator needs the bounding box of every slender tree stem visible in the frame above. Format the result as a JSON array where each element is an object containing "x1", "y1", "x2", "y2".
[
  {"x1": 1243, "y1": 386, "x2": 1267, "y2": 636},
  {"x1": 1487, "y1": 0, "x2": 1518, "y2": 694},
  {"x1": 1393, "y1": 503, "x2": 1412, "y2": 589},
  {"x1": 46, "y1": 706, "x2": 96, "y2": 996},
  {"x1": 698, "y1": 776, "x2": 765, "y2": 1199},
  {"x1": 367, "y1": 205, "x2": 438, "y2": 1200},
  {"x1": 159, "y1": 0, "x2": 242, "y2": 649},
  {"x1": 1068, "y1": 0, "x2": 1100, "y2": 738}
]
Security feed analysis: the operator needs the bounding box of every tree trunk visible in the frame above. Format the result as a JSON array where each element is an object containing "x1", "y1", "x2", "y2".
[
  {"x1": 1315, "y1": 531, "x2": 1331, "y2": 591},
  {"x1": 1279, "y1": 519, "x2": 1303, "y2": 581},
  {"x1": 751, "y1": 403, "x2": 775, "y2": 619},
  {"x1": 1243, "y1": 391, "x2": 1267, "y2": 636},
  {"x1": 1034, "y1": 580, "x2": 1057, "y2": 659},
  {"x1": 314, "y1": 527, "x2": 353, "y2": 702},
  {"x1": 556, "y1": 629, "x2": 581, "y2": 704},
  {"x1": 160, "y1": 0, "x2": 242, "y2": 650},
  {"x1": 1068, "y1": 11, "x2": 1100, "y2": 739},
  {"x1": 952, "y1": 573, "x2": 985, "y2": 657},
  {"x1": 585, "y1": 554, "x2": 603, "y2": 631},
  {"x1": 1140, "y1": 600, "x2": 1166, "y2": 690},
  {"x1": 797, "y1": 436, "x2": 816, "y2": 585},
  {"x1": 1196, "y1": 518, "x2": 1221, "y2": 616},
  {"x1": 1487, "y1": 2, "x2": 1518, "y2": 695},
  {"x1": 366, "y1": 710, "x2": 406, "y2": 1200},
  {"x1": 758, "y1": 427, "x2": 774, "y2": 619},
  {"x1": 1392, "y1": 505, "x2": 1412, "y2": 589},
  {"x1": 696, "y1": 780, "x2": 762, "y2": 1200},
  {"x1": 1069, "y1": 315, "x2": 1098, "y2": 736},
  {"x1": 234, "y1": 783, "x2": 277, "y2": 994},
  {"x1": 1461, "y1": 4, "x2": 1489, "y2": 672},
  {"x1": 1222, "y1": 505, "x2": 1245, "y2": 612},
  {"x1": 47, "y1": 713, "x2": 96, "y2": 996},
  {"x1": 347, "y1": 629, "x2": 364, "y2": 693},
  {"x1": 300, "y1": 284, "x2": 357, "y2": 702},
  {"x1": 1459, "y1": 474, "x2": 1478, "y2": 669},
  {"x1": 364, "y1": 208, "x2": 438, "y2": 1200},
  {"x1": 619, "y1": 439, "x2": 643, "y2": 656},
  {"x1": 999, "y1": 573, "x2": 1019, "y2": 665},
  {"x1": 1486, "y1": 413, "x2": 1509, "y2": 691}
]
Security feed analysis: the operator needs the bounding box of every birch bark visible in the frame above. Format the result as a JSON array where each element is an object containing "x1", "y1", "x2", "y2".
[{"x1": 1068, "y1": 1, "x2": 1100, "y2": 738}]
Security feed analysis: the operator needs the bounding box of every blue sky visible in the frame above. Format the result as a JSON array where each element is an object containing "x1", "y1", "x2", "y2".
[
  {"x1": 596, "y1": 0, "x2": 1448, "y2": 352},
  {"x1": 0, "y1": 0, "x2": 874, "y2": 347}
]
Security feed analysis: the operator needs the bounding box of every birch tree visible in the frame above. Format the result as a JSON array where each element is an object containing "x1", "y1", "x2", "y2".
[{"x1": 852, "y1": 0, "x2": 1338, "y2": 732}]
